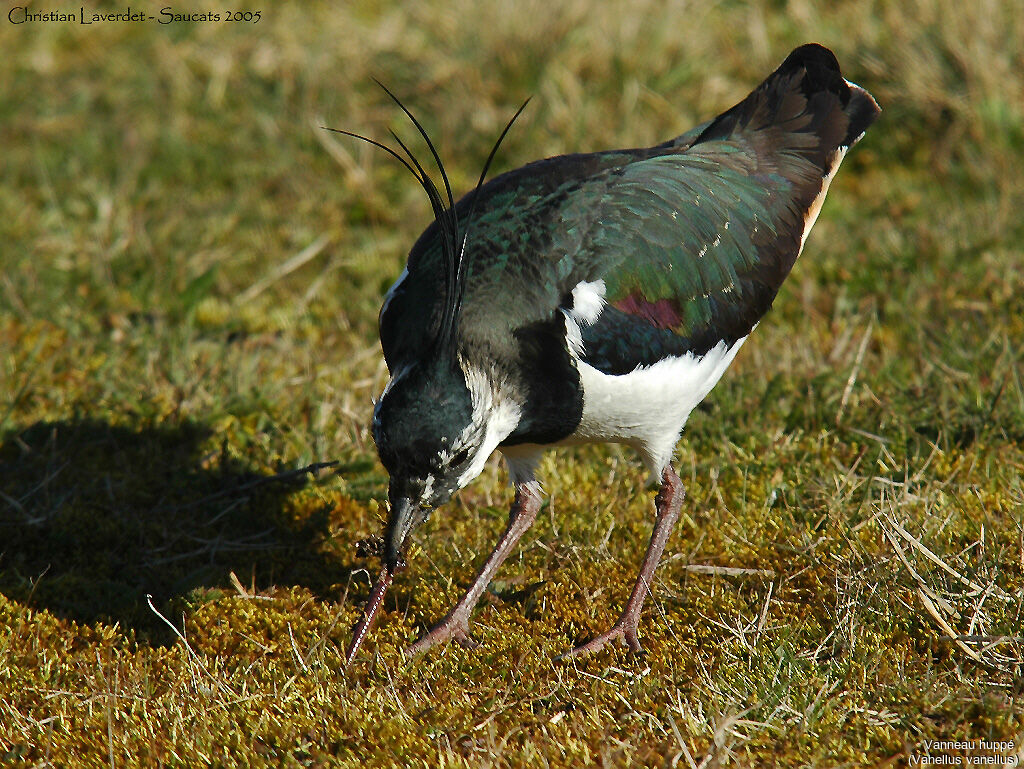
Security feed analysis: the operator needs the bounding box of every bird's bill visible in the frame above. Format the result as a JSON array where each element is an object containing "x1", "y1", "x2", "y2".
[
  {"x1": 344, "y1": 565, "x2": 392, "y2": 667},
  {"x1": 383, "y1": 490, "x2": 418, "y2": 573},
  {"x1": 344, "y1": 490, "x2": 417, "y2": 666}
]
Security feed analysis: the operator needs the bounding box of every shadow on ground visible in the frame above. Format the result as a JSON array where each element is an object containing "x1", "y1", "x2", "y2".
[{"x1": 0, "y1": 419, "x2": 354, "y2": 643}]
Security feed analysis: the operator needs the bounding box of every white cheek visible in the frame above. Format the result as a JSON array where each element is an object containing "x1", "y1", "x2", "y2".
[
  {"x1": 455, "y1": 360, "x2": 523, "y2": 489},
  {"x1": 455, "y1": 397, "x2": 521, "y2": 488}
]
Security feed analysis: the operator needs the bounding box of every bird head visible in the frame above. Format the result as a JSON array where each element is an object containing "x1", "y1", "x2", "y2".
[
  {"x1": 345, "y1": 356, "x2": 519, "y2": 667},
  {"x1": 371, "y1": 357, "x2": 483, "y2": 573}
]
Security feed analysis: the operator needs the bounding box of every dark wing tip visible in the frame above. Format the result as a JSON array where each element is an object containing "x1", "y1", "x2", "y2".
[
  {"x1": 692, "y1": 42, "x2": 880, "y2": 149},
  {"x1": 775, "y1": 44, "x2": 846, "y2": 111},
  {"x1": 777, "y1": 43, "x2": 881, "y2": 145},
  {"x1": 778, "y1": 43, "x2": 842, "y2": 87}
]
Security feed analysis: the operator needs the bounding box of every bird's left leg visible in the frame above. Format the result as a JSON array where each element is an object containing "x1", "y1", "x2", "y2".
[
  {"x1": 404, "y1": 482, "x2": 543, "y2": 657},
  {"x1": 559, "y1": 464, "x2": 684, "y2": 659}
]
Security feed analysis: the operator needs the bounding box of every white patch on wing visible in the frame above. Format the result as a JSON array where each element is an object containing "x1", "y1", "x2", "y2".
[
  {"x1": 799, "y1": 145, "x2": 848, "y2": 253},
  {"x1": 562, "y1": 279, "x2": 607, "y2": 360},
  {"x1": 456, "y1": 360, "x2": 523, "y2": 488},
  {"x1": 570, "y1": 279, "x2": 606, "y2": 324},
  {"x1": 569, "y1": 337, "x2": 748, "y2": 475}
]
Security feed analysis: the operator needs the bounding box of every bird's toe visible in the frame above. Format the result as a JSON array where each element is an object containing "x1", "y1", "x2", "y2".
[
  {"x1": 557, "y1": 620, "x2": 645, "y2": 661},
  {"x1": 404, "y1": 613, "x2": 475, "y2": 657},
  {"x1": 453, "y1": 630, "x2": 479, "y2": 650}
]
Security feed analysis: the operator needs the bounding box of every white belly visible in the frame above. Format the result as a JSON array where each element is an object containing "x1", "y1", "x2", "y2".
[{"x1": 569, "y1": 337, "x2": 747, "y2": 473}]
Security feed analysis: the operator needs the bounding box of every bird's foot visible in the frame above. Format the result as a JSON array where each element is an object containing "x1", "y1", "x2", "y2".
[
  {"x1": 557, "y1": 619, "x2": 642, "y2": 660},
  {"x1": 404, "y1": 612, "x2": 477, "y2": 658}
]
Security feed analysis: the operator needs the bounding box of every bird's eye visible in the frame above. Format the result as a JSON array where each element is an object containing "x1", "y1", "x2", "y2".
[{"x1": 450, "y1": 447, "x2": 470, "y2": 466}]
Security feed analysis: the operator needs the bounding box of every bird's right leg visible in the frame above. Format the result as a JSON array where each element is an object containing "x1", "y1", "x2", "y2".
[
  {"x1": 404, "y1": 482, "x2": 542, "y2": 657},
  {"x1": 559, "y1": 464, "x2": 685, "y2": 659}
]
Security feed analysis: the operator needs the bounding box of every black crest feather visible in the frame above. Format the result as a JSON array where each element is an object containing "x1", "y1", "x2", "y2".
[{"x1": 323, "y1": 86, "x2": 529, "y2": 351}]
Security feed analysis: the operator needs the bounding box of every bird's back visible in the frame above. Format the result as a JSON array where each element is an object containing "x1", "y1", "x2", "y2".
[{"x1": 379, "y1": 44, "x2": 879, "y2": 449}]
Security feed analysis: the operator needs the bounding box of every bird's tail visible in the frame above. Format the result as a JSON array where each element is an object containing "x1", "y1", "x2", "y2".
[
  {"x1": 678, "y1": 44, "x2": 879, "y2": 262},
  {"x1": 689, "y1": 43, "x2": 880, "y2": 163}
]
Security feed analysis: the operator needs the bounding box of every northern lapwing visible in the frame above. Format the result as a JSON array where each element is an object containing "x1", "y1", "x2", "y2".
[{"x1": 340, "y1": 43, "x2": 880, "y2": 665}]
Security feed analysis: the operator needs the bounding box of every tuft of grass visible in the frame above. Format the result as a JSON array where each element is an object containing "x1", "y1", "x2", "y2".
[{"x1": 2, "y1": 1, "x2": 1023, "y2": 765}]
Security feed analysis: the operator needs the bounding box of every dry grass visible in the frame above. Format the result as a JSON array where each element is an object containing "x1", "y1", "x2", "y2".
[{"x1": 2, "y1": 0, "x2": 1023, "y2": 765}]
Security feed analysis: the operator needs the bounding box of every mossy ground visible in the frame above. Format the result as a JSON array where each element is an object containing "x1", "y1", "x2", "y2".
[{"x1": 2, "y1": 1, "x2": 1023, "y2": 765}]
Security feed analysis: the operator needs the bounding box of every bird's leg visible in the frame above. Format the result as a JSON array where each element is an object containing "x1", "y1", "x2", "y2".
[
  {"x1": 560, "y1": 464, "x2": 684, "y2": 659},
  {"x1": 404, "y1": 482, "x2": 542, "y2": 657}
]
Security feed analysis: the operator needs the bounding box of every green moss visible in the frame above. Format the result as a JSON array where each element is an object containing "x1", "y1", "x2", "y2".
[{"x1": 2, "y1": 1, "x2": 1023, "y2": 765}]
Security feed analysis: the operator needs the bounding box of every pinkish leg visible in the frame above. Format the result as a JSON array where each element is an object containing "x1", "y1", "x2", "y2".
[
  {"x1": 559, "y1": 464, "x2": 684, "y2": 659},
  {"x1": 404, "y1": 483, "x2": 543, "y2": 657}
]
